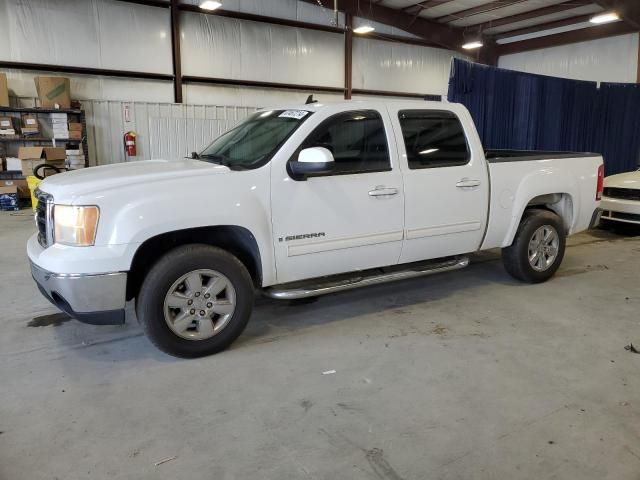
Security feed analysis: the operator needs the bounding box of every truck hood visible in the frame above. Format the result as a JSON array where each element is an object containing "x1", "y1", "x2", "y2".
[
  {"x1": 605, "y1": 170, "x2": 640, "y2": 189},
  {"x1": 39, "y1": 159, "x2": 229, "y2": 201}
]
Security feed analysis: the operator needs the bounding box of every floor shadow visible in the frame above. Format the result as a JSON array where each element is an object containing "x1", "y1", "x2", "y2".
[{"x1": 235, "y1": 257, "x2": 517, "y2": 348}]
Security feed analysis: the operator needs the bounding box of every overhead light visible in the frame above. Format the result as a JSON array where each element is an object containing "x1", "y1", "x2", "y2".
[
  {"x1": 590, "y1": 12, "x2": 620, "y2": 24},
  {"x1": 462, "y1": 41, "x2": 483, "y2": 50},
  {"x1": 353, "y1": 25, "x2": 375, "y2": 34},
  {"x1": 199, "y1": 1, "x2": 222, "y2": 11}
]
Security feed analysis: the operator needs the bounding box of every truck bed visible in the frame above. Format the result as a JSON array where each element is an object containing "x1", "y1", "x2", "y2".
[
  {"x1": 481, "y1": 153, "x2": 603, "y2": 251},
  {"x1": 486, "y1": 150, "x2": 598, "y2": 163}
]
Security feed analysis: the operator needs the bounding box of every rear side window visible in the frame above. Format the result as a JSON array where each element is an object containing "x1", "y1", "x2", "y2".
[
  {"x1": 297, "y1": 110, "x2": 391, "y2": 175},
  {"x1": 398, "y1": 110, "x2": 470, "y2": 169}
]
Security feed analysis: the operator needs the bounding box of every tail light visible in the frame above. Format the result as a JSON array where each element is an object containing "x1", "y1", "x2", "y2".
[{"x1": 596, "y1": 164, "x2": 604, "y2": 200}]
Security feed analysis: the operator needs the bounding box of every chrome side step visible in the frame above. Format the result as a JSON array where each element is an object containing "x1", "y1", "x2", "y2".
[{"x1": 264, "y1": 256, "x2": 469, "y2": 300}]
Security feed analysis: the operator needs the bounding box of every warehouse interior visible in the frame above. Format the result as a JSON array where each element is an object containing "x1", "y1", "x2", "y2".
[{"x1": 1, "y1": 0, "x2": 639, "y2": 478}]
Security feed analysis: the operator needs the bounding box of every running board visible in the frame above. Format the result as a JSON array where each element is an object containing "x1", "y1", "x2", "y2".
[{"x1": 264, "y1": 256, "x2": 469, "y2": 300}]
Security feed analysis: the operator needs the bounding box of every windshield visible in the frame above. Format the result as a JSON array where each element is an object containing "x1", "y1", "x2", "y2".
[{"x1": 198, "y1": 109, "x2": 312, "y2": 170}]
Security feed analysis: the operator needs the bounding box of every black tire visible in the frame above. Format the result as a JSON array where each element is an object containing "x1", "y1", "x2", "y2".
[
  {"x1": 502, "y1": 209, "x2": 566, "y2": 283},
  {"x1": 137, "y1": 244, "x2": 254, "y2": 358}
]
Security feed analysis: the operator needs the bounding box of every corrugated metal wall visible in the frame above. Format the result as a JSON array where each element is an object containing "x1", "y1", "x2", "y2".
[
  {"x1": 11, "y1": 96, "x2": 257, "y2": 165},
  {"x1": 81, "y1": 101, "x2": 257, "y2": 165}
]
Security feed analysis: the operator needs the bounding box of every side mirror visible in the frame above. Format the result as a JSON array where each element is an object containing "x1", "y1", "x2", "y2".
[
  {"x1": 191, "y1": 151, "x2": 199, "y2": 159},
  {"x1": 289, "y1": 147, "x2": 335, "y2": 180}
]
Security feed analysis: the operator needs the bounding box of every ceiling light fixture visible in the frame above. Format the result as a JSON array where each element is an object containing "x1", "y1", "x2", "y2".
[
  {"x1": 353, "y1": 25, "x2": 375, "y2": 34},
  {"x1": 199, "y1": 1, "x2": 222, "y2": 11},
  {"x1": 589, "y1": 12, "x2": 620, "y2": 24},
  {"x1": 462, "y1": 41, "x2": 483, "y2": 50}
]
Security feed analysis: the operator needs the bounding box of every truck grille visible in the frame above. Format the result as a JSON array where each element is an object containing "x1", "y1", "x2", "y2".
[
  {"x1": 603, "y1": 187, "x2": 640, "y2": 202},
  {"x1": 34, "y1": 189, "x2": 54, "y2": 248}
]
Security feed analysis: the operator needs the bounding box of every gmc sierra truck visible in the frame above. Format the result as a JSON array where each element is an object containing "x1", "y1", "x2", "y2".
[{"x1": 28, "y1": 101, "x2": 604, "y2": 357}]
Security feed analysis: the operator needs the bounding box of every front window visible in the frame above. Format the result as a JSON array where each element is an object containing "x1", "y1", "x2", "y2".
[
  {"x1": 199, "y1": 109, "x2": 312, "y2": 170},
  {"x1": 294, "y1": 109, "x2": 391, "y2": 176}
]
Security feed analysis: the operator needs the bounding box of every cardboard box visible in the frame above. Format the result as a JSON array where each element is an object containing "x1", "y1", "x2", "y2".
[
  {"x1": 69, "y1": 131, "x2": 82, "y2": 140},
  {"x1": 0, "y1": 73, "x2": 8, "y2": 107},
  {"x1": 0, "y1": 179, "x2": 28, "y2": 199},
  {"x1": 66, "y1": 155, "x2": 85, "y2": 165},
  {"x1": 68, "y1": 122, "x2": 82, "y2": 131},
  {"x1": 18, "y1": 146, "x2": 66, "y2": 161},
  {"x1": 21, "y1": 114, "x2": 40, "y2": 135},
  {"x1": 18, "y1": 146, "x2": 66, "y2": 176},
  {"x1": 35, "y1": 77, "x2": 71, "y2": 109},
  {"x1": 0, "y1": 116, "x2": 14, "y2": 130},
  {"x1": 22, "y1": 115, "x2": 39, "y2": 128},
  {"x1": 0, "y1": 185, "x2": 17, "y2": 194},
  {"x1": 6, "y1": 157, "x2": 21, "y2": 171}
]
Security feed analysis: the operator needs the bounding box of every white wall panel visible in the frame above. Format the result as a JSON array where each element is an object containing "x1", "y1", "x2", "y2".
[
  {"x1": 0, "y1": 0, "x2": 172, "y2": 73},
  {"x1": 499, "y1": 33, "x2": 639, "y2": 84},
  {"x1": 183, "y1": 84, "x2": 343, "y2": 108},
  {"x1": 95, "y1": 0, "x2": 172, "y2": 73},
  {"x1": 180, "y1": 12, "x2": 344, "y2": 87},
  {"x1": 0, "y1": 0, "x2": 98, "y2": 66},
  {"x1": 353, "y1": 38, "x2": 465, "y2": 96},
  {"x1": 0, "y1": 69, "x2": 173, "y2": 103}
]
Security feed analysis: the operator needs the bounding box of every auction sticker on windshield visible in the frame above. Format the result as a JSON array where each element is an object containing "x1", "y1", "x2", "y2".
[{"x1": 279, "y1": 110, "x2": 310, "y2": 120}]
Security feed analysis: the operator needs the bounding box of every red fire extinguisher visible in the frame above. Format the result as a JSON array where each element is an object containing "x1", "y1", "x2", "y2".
[{"x1": 124, "y1": 131, "x2": 137, "y2": 157}]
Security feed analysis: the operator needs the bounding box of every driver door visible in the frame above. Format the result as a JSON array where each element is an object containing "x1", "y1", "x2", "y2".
[{"x1": 270, "y1": 108, "x2": 405, "y2": 284}]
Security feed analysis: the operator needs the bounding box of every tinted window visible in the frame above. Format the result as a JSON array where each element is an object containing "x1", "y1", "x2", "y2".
[
  {"x1": 297, "y1": 110, "x2": 390, "y2": 175},
  {"x1": 398, "y1": 110, "x2": 469, "y2": 169}
]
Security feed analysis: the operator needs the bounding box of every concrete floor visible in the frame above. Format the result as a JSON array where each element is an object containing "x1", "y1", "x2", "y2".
[{"x1": 1, "y1": 210, "x2": 639, "y2": 480}]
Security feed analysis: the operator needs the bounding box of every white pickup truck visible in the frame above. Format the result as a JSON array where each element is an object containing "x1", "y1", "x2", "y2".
[{"x1": 28, "y1": 100, "x2": 604, "y2": 357}]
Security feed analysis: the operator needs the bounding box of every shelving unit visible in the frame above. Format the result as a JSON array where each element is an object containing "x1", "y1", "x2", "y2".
[{"x1": 0, "y1": 106, "x2": 89, "y2": 180}]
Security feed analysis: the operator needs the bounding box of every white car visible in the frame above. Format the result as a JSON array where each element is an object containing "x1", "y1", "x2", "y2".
[
  {"x1": 600, "y1": 169, "x2": 640, "y2": 226},
  {"x1": 28, "y1": 100, "x2": 604, "y2": 357}
]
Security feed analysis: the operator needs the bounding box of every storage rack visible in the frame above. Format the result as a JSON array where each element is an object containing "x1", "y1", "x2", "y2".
[{"x1": 0, "y1": 106, "x2": 89, "y2": 175}]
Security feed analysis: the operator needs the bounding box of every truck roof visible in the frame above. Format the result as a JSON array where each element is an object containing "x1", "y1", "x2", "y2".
[{"x1": 261, "y1": 99, "x2": 451, "y2": 114}]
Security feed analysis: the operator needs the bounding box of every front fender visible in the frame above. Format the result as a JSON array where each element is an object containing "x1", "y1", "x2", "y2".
[{"x1": 74, "y1": 168, "x2": 276, "y2": 285}]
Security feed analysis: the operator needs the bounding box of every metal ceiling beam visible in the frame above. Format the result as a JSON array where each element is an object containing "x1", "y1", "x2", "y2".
[
  {"x1": 467, "y1": 1, "x2": 593, "y2": 32},
  {"x1": 113, "y1": 0, "x2": 169, "y2": 7},
  {"x1": 179, "y1": 4, "x2": 344, "y2": 34},
  {"x1": 592, "y1": 0, "x2": 640, "y2": 29},
  {"x1": 492, "y1": 14, "x2": 594, "y2": 40},
  {"x1": 301, "y1": 0, "x2": 467, "y2": 51},
  {"x1": 496, "y1": 19, "x2": 635, "y2": 55},
  {"x1": 436, "y1": 0, "x2": 531, "y2": 24},
  {"x1": 401, "y1": 0, "x2": 457, "y2": 13}
]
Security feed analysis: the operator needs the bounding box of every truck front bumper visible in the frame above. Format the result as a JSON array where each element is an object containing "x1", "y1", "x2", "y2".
[{"x1": 30, "y1": 262, "x2": 127, "y2": 325}]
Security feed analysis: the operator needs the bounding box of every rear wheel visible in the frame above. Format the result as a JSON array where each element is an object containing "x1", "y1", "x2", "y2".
[
  {"x1": 137, "y1": 244, "x2": 254, "y2": 358},
  {"x1": 502, "y1": 209, "x2": 566, "y2": 283}
]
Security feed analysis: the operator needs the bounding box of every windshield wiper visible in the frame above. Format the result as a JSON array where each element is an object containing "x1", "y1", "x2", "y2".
[{"x1": 199, "y1": 154, "x2": 232, "y2": 167}]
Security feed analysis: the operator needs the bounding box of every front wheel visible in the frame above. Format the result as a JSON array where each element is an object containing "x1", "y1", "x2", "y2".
[
  {"x1": 137, "y1": 244, "x2": 254, "y2": 358},
  {"x1": 502, "y1": 209, "x2": 566, "y2": 283}
]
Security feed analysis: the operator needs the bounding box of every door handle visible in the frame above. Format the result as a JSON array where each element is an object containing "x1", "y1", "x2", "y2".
[
  {"x1": 368, "y1": 186, "x2": 399, "y2": 197},
  {"x1": 456, "y1": 179, "x2": 481, "y2": 188}
]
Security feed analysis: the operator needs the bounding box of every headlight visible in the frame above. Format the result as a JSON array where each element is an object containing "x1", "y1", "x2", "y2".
[{"x1": 54, "y1": 205, "x2": 100, "y2": 246}]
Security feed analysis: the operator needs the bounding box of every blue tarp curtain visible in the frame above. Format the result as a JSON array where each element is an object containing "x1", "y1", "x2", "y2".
[{"x1": 447, "y1": 58, "x2": 640, "y2": 175}]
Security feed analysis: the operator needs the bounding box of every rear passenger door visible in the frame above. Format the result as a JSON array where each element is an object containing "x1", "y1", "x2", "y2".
[{"x1": 390, "y1": 108, "x2": 489, "y2": 263}]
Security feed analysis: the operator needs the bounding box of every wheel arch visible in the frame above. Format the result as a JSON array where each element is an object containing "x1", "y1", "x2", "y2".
[
  {"x1": 504, "y1": 192, "x2": 575, "y2": 247},
  {"x1": 126, "y1": 225, "x2": 263, "y2": 301}
]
